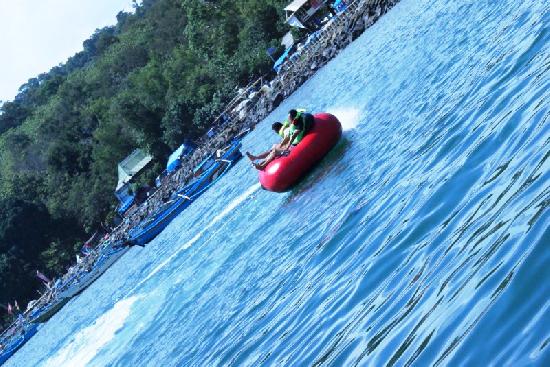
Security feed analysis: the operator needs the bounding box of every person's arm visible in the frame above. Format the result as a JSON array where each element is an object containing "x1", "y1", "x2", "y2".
[
  {"x1": 279, "y1": 134, "x2": 291, "y2": 149},
  {"x1": 282, "y1": 118, "x2": 304, "y2": 149},
  {"x1": 281, "y1": 130, "x2": 300, "y2": 149}
]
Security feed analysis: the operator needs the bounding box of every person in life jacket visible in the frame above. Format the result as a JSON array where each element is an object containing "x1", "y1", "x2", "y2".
[
  {"x1": 246, "y1": 121, "x2": 290, "y2": 170},
  {"x1": 285, "y1": 108, "x2": 315, "y2": 147},
  {"x1": 246, "y1": 109, "x2": 314, "y2": 170}
]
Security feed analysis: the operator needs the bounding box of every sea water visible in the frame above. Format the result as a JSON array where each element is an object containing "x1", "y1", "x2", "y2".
[{"x1": 8, "y1": 0, "x2": 549, "y2": 365}]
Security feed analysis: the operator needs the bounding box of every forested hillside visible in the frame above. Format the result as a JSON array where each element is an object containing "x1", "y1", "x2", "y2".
[{"x1": 0, "y1": 0, "x2": 288, "y2": 324}]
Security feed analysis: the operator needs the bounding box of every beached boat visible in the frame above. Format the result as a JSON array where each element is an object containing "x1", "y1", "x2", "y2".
[
  {"x1": 0, "y1": 323, "x2": 39, "y2": 365},
  {"x1": 25, "y1": 242, "x2": 129, "y2": 324},
  {"x1": 27, "y1": 296, "x2": 71, "y2": 324},
  {"x1": 56, "y1": 243, "x2": 131, "y2": 299},
  {"x1": 126, "y1": 188, "x2": 193, "y2": 246},
  {"x1": 127, "y1": 140, "x2": 243, "y2": 246}
]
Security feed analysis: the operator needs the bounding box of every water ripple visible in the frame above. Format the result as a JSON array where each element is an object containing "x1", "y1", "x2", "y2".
[{"x1": 11, "y1": 0, "x2": 550, "y2": 366}]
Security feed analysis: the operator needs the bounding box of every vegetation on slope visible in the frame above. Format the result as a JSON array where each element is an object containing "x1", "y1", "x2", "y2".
[{"x1": 0, "y1": 0, "x2": 289, "y2": 326}]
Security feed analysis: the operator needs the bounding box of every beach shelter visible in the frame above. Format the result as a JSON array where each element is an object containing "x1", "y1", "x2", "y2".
[
  {"x1": 284, "y1": 0, "x2": 328, "y2": 28},
  {"x1": 115, "y1": 149, "x2": 153, "y2": 213},
  {"x1": 116, "y1": 149, "x2": 153, "y2": 191}
]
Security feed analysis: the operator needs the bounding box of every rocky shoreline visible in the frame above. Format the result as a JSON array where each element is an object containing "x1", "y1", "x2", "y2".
[
  {"x1": 111, "y1": 0, "x2": 400, "y2": 243},
  {"x1": 15, "y1": 0, "x2": 401, "y2": 327}
]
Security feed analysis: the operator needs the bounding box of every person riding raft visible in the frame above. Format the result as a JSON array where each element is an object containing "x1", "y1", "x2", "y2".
[{"x1": 247, "y1": 109, "x2": 315, "y2": 170}]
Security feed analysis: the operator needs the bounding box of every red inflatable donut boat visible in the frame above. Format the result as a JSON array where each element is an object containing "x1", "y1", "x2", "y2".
[{"x1": 259, "y1": 112, "x2": 342, "y2": 192}]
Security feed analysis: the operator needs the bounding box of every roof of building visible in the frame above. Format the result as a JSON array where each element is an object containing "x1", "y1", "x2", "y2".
[
  {"x1": 116, "y1": 149, "x2": 153, "y2": 191},
  {"x1": 284, "y1": 0, "x2": 309, "y2": 12},
  {"x1": 281, "y1": 31, "x2": 295, "y2": 48}
]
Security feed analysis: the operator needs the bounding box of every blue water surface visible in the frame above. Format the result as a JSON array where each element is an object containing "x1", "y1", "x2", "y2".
[{"x1": 8, "y1": 0, "x2": 549, "y2": 365}]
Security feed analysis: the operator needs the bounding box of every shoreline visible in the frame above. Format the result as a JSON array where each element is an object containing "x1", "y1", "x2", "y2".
[
  {"x1": 109, "y1": 0, "x2": 400, "y2": 245},
  {"x1": 9, "y1": 0, "x2": 400, "y2": 334}
]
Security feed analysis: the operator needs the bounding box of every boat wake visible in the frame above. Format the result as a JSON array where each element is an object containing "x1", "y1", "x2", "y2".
[
  {"x1": 129, "y1": 183, "x2": 262, "y2": 293},
  {"x1": 43, "y1": 296, "x2": 140, "y2": 367}
]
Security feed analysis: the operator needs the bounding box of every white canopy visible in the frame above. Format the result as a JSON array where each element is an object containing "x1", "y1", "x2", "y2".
[
  {"x1": 287, "y1": 15, "x2": 306, "y2": 28},
  {"x1": 281, "y1": 31, "x2": 295, "y2": 48},
  {"x1": 116, "y1": 149, "x2": 152, "y2": 191},
  {"x1": 284, "y1": 0, "x2": 309, "y2": 12}
]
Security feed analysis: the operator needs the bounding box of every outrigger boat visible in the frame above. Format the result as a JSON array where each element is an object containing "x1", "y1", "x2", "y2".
[
  {"x1": 56, "y1": 243, "x2": 131, "y2": 299},
  {"x1": 0, "y1": 322, "x2": 40, "y2": 365},
  {"x1": 126, "y1": 140, "x2": 242, "y2": 246},
  {"x1": 27, "y1": 296, "x2": 71, "y2": 324},
  {"x1": 26, "y1": 241, "x2": 130, "y2": 324},
  {"x1": 0, "y1": 141, "x2": 242, "y2": 362}
]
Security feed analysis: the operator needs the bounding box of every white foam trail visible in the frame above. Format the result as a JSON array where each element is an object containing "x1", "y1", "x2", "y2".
[
  {"x1": 327, "y1": 107, "x2": 361, "y2": 130},
  {"x1": 43, "y1": 296, "x2": 140, "y2": 367},
  {"x1": 130, "y1": 183, "x2": 261, "y2": 291}
]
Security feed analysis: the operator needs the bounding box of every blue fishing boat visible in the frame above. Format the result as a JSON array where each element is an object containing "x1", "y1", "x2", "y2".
[
  {"x1": 25, "y1": 242, "x2": 131, "y2": 324},
  {"x1": 127, "y1": 140, "x2": 242, "y2": 246},
  {"x1": 27, "y1": 296, "x2": 71, "y2": 324},
  {"x1": 0, "y1": 323, "x2": 39, "y2": 365},
  {"x1": 57, "y1": 243, "x2": 131, "y2": 299},
  {"x1": 126, "y1": 186, "x2": 194, "y2": 247}
]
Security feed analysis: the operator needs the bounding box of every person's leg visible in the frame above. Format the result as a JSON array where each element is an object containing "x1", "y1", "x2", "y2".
[
  {"x1": 254, "y1": 150, "x2": 276, "y2": 169},
  {"x1": 256, "y1": 151, "x2": 269, "y2": 160},
  {"x1": 247, "y1": 143, "x2": 283, "y2": 161},
  {"x1": 246, "y1": 149, "x2": 271, "y2": 161},
  {"x1": 246, "y1": 152, "x2": 258, "y2": 161},
  {"x1": 254, "y1": 145, "x2": 288, "y2": 169}
]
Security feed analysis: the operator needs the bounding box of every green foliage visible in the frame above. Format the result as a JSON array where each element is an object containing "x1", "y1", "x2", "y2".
[
  {"x1": 0, "y1": 199, "x2": 53, "y2": 308},
  {"x1": 0, "y1": 0, "x2": 291, "y2": 318},
  {"x1": 0, "y1": 100, "x2": 29, "y2": 134}
]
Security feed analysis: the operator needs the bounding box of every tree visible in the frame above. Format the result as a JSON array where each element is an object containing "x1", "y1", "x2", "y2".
[
  {"x1": 0, "y1": 0, "x2": 292, "y2": 317},
  {"x1": 0, "y1": 198, "x2": 53, "y2": 309},
  {"x1": 0, "y1": 100, "x2": 29, "y2": 134}
]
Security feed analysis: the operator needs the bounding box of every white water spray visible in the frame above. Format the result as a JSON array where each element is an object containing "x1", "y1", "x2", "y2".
[
  {"x1": 43, "y1": 296, "x2": 140, "y2": 367},
  {"x1": 327, "y1": 107, "x2": 361, "y2": 131}
]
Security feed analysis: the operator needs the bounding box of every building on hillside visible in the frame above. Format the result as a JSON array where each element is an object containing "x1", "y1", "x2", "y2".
[
  {"x1": 115, "y1": 149, "x2": 153, "y2": 215},
  {"x1": 284, "y1": 0, "x2": 338, "y2": 30},
  {"x1": 273, "y1": 0, "x2": 345, "y2": 73}
]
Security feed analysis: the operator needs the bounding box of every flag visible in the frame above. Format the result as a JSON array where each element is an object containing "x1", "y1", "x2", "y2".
[{"x1": 36, "y1": 270, "x2": 51, "y2": 284}]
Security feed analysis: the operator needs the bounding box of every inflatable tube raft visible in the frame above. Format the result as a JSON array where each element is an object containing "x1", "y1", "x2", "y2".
[{"x1": 259, "y1": 112, "x2": 342, "y2": 192}]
